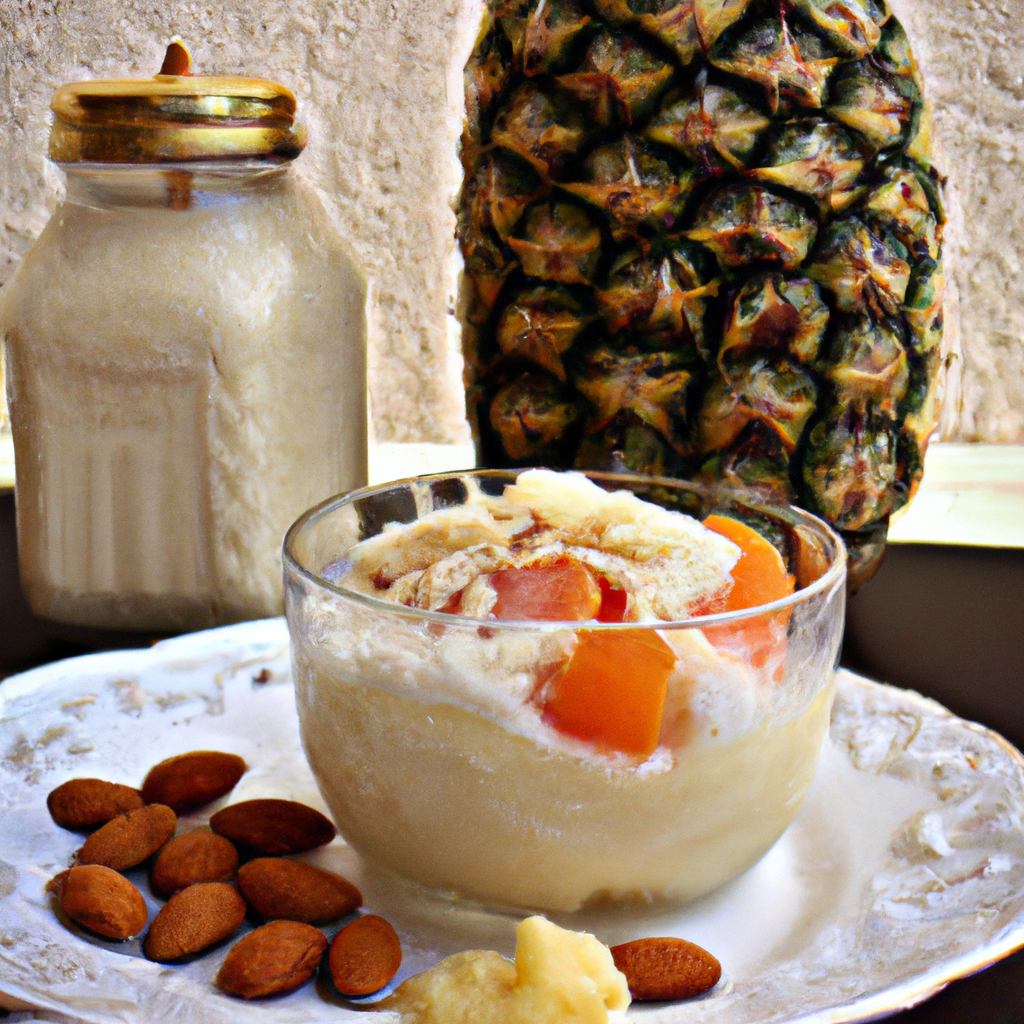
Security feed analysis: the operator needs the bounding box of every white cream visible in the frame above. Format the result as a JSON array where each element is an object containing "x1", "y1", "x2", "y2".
[
  {"x1": 345, "y1": 469, "x2": 742, "y2": 623},
  {"x1": 294, "y1": 637, "x2": 836, "y2": 910}
]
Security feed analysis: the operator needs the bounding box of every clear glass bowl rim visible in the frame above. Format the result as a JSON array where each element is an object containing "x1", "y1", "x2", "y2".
[{"x1": 283, "y1": 468, "x2": 848, "y2": 633}]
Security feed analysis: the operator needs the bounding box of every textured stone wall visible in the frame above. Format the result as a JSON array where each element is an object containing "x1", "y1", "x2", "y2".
[
  {"x1": 0, "y1": 0, "x2": 475, "y2": 445},
  {"x1": 1, "y1": 0, "x2": 1022, "y2": 443},
  {"x1": 888, "y1": 0, "x2": 1024, "y2": 442}
]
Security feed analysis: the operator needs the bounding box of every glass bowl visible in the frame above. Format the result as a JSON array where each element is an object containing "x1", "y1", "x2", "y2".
[{"x1": 283, "y1": 470, "x2": 846, "y2": 913}]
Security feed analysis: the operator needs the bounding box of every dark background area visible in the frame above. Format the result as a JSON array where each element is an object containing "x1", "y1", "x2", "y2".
[{"x1": 1, "y1": 488, "x2": 1022, "y2": 1021}]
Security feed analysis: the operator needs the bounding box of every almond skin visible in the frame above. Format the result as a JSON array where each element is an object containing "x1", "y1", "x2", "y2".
[
  {"x1": 328, "y1": 914, "x2": 403, "y2": 997},
  {"x1": 58, "y1": 864, "x2": 148, "y2": 940},
  {"x1": 143, "y1": 882, "x2": 247, "y2": 962},
  {"x1": 78, "y1": 803, "x2": 177, "y2": 871},
  {"x1": 150, "y1": 829, "x2": 239, "y2": 898},
  {"x1": 46, "y1": 870, "x2": 71, "y2": 900},
  {"x1": 209, "y1": 799, "x2": 336, "y2": 855},
  {"x1": 237, "y1": 858, "x2": 361, "y2": 925},
  {"x1": 47, "y1": 779, "x2": 144, "y2": 830},
  {"x1": 216, "y1": 920, "x2": 328, "y2": 999},
  {"x1": 141, "y1": 751, "x2": 247, "y2": 814},
  {"x1": 610, "y1": 937, "x2": 722, "y2": 1001}
]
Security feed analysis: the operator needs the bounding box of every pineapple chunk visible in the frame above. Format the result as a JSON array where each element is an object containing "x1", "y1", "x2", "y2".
[{"x1": 383, "y1": 916, "x2": 630, "y2": 1024}]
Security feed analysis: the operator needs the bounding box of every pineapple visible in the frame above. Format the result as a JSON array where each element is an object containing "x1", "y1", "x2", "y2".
[{"x1": 458, "y1": 0, "x2": 946, "y2": 588}]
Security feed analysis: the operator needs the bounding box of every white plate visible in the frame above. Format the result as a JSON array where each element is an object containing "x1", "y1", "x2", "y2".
[{"x1": 1, "y1": 619, "x2": 1023, "y2": 1024}]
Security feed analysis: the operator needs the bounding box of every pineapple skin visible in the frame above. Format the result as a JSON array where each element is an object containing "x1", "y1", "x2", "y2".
[{"x1": 458, "y1": 0, "x2": 946, "y2": 588}]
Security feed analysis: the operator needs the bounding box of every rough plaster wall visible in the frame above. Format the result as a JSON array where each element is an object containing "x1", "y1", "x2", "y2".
[
  {"x1": 0, "y1": 0, "x2": 476, "y2": 445},
  {"x1": 1, "y1": 0, "x2": 1023, "y2": 443},
  {"x1": 887, "y1": 0, "x2": 1024, "y2": 442}
]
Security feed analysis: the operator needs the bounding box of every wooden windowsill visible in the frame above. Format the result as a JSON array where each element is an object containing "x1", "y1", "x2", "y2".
[
  {"x1": 888, "y1": 443, "x2": 1024, "y2": 549},
  {"x1": 3, "y1": 430, "x2": 1021, "y2": 549},
  {"x1": 368, "y1": 440, "x2": 1024, "y2": 551}
]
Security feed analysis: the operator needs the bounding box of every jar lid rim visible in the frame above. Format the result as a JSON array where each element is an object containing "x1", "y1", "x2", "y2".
[
  {"x1": 48, "y1": 41, "x2": 305, "y2": 164},
  {"x1": 52, "y1": 76, "x2": 298, "y2": 109}
]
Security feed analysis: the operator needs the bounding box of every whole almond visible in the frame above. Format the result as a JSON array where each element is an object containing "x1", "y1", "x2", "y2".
[
  {"x1": 216, "y1": 920, "x2": 328, "y2": 999},
  {"x1": 141, "y1": 751, "x2": 247, "y2": 814},
  {"x1": 150, "y1": 829, "x2": 238, "y2": 897},
  {"x1": 143, "y1": 882, "x2": 247, "y2": 962},
  {"x1": 610, "y1": 937, "x2": 721, "y2": 1001},
  {"x1": 328, "y1": 914, "x2": 402, "y2": 997},
  {"x1": 58, "y1": 864, "x2": 148, "y2": 940},
  {"x1": 78, "y1": 803, "x2": 177, "y2": 871},
  {"x1": 209, "y1": 799, "x2": 336, "y2": 855},
  {"x1": 47, "y1": 779, "x2": 144, "y2": 830},
  {"x1": 237, "y1": 858, "x2": 361, "y2": 925}
]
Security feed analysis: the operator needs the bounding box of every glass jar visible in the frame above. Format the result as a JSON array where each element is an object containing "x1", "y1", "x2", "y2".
[{"x1": 0, "y1": 47, "x2": 366, "y2": 632}]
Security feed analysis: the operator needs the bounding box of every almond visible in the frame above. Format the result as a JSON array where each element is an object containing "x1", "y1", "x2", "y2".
[
  {"x1": 328, "y1": 914, "x2": 402, "y2": 997},
  {"x1": 57, "y1": 864, "x2": 148, "y2": 940},
  {"x1": 209, "y1": 799, "x2": 336, "y2": 855},
  {"x1": 237, "y1": 857, "x2": 362, "y2": 925},
  {"x1": 216, "y1": 920, "x2": 328, "y2": 999},
  {"x1": 143, "y1": 882, "x2": 247, "y2": 962},
  {"x1": 150, "y1": 829, "x2": 238, "y2": 898},
  {"x1": 47, "y1": 778, "x2": 144, "y2": 830},
  {"x1": 78, "y1": 803, "x2": 177, "y2": 871},
  {"x1": 610, "y1": 937, "x2": 721, "y2": 1001},
  {"x1": 141, "y1": 751, "x2": 247, "y2": 814}
]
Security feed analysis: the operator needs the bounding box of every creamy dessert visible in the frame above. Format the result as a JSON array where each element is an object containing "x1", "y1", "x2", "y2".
[{"x1": 286, "y1": 469, "x2": 846, "y2": 911}]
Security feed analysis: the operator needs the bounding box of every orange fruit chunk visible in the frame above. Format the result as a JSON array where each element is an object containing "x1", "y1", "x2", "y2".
[
  {"x1": 542, "y1": 630, "x2": 677, "y2": 758},
  {"x1": 700, "y1": 515, "x2": 795, "y2": 673},
  {"x1": 491, "y1": 561, "x2": 601, "y2": 621},
  {"x1": 702, "y1": 514, "x2": 794, "y2": 611}
]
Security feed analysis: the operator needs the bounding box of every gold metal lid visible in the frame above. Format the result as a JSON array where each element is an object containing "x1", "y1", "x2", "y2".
[{"x1": 49, "y1": 41, "x2": 307, "y2": 164}]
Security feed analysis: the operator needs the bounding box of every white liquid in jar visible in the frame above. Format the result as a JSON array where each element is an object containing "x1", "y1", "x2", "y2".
[{"x1": 2, "y1": 165, "x2": 367, "y2": 631}]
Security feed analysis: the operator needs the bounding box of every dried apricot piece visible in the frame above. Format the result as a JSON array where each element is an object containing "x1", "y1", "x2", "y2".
[
  {"x1": 595, "y1": 577, "x2": 627, "y2": 622},
  {"x1": 701, "y1": 515, "x2": 795, "y2": 674},
  {"x1": 491, "y1": 560, "x2": 601, "y2": 621},
  {"x1": 542, "y1": 629, "x2": 676, "y2": 758},
  {"x1": 701, "y1": 515, "x2": 794, "y2": 611}
]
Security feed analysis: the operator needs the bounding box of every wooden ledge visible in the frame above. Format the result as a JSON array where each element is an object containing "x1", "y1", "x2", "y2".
[
  {"x1": 4, "y1": 433, "x2": 1021, "y2": 549},
  {"x1": 889, "y1": 443, "x2": 1024, "y2": 549}
]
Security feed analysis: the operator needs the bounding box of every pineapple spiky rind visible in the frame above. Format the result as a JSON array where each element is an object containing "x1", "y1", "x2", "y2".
[{"x1": 460, "y1": 0, "x2": 945, "y2": 588}]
